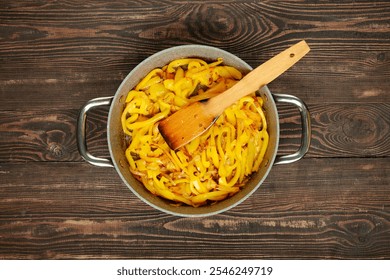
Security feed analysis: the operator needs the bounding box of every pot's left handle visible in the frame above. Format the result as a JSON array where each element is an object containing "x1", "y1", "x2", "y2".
[{"x1": 77, "y1": 96, "x2": 114, "y2": 167}]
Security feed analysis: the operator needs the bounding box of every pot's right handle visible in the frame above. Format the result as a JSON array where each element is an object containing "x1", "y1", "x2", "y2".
[
  {"x1": 273, "y1": 93, "x2": 311, "y2": 165},
  {"x1": 77, "y1": 96, "x2": 114, "y2": 167}
]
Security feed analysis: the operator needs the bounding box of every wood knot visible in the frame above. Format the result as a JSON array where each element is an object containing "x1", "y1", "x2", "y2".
[
  {"x1": 342, "y1": 116, "x2": 375, "y2": 143},
  {"x1": 186, "y1": 4, "x2": 243, "y2": 43},
  {"x1": 49, "y1": 143, "x2": 65, "y2": 158},
  {"x1": 377, "y1": 52, "x2": 386, "y2": 62}
]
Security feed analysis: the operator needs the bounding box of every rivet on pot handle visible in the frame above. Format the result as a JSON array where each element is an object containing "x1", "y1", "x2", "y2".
[
  {"x1": 77, "y1": 96, "x2": 114, "y2": 167},
  {"x1": 273, "y1": 93, "x2": 311, "y2": 165}
]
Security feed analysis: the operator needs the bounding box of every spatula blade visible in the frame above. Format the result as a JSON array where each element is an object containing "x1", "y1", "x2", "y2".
[{"x1": 158, "y1": 101, "x2": 216, "y2": 150}]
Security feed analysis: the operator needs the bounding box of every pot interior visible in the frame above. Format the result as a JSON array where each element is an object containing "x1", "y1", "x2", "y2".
[{"x1": 107, "y1": 45, "x2": 279, "y2": 217}]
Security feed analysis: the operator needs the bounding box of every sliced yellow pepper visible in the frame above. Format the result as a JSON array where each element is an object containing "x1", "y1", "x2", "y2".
[{"x1": 122, "y1": 58, "x2": 269, "y2": 207}]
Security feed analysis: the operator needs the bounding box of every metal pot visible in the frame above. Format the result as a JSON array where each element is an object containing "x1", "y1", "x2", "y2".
[{"x1": 77, "y1": 45, "x2": 311, "y2": 217}]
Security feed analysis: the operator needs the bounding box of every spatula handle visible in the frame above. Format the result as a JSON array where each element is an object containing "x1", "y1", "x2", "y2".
[{"x1": 206, "y1": 40, "x2": 310, "y2": 116}]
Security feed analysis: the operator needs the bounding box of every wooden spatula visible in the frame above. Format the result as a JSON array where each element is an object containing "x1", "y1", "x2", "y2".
[{"x1": 158, "y1": 40, "x2": 310, "y2": 150}]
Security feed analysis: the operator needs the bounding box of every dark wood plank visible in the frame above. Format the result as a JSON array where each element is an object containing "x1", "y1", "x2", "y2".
[
  {"x1": 0, "y1": 158, "x2": 388, "y2": 259},
  {"x1": 0, "y1": 1, "x2": 389, "y2": 110},
  {"x1": 1, "y1": 103, "x2": 389, "y2": 162},
  {"x1": 278, "y1": 102, "x2": 390, "y2": 157},
  {"x1": 0, "y1": 107, "x2": 110, "y2": 162}
]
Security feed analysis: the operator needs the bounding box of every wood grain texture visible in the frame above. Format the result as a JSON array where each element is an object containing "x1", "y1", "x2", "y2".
[
  {"x1": 0, "y1": 0, "x2": 389, "y2": 110},
  {"x1": 0, "y1": 0, "x2": 389, "y2": 260},
  {"x1": 278, "y1": 102, "x2": 390, "y2": 157},
  {"x1": 0, "y1": 107, "x2": 109, "y2": 162},
  {"x1": 0, "y1": 159, "x2": 388, "y2": 259},
  {"x1": 1, "y1": 103, "x2": 388, "y2": 162}
]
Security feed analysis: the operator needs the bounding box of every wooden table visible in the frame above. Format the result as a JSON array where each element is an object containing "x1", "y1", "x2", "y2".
[{"x1": 1, "y1": 1, "x2": 389, "y2": 259}]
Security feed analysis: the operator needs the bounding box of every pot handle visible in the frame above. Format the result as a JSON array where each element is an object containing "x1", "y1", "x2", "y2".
[
  {"x1": 77, "y1": 96, "x2": 114, "y2": 167},
  {"x1": 273, "y1": 93, "x2": 311, "y2": 165}
]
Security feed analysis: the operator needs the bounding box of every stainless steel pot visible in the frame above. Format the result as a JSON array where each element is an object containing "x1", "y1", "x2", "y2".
[{"x1": 77, "y1": 45, "x2": 311, "y2": 217}]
